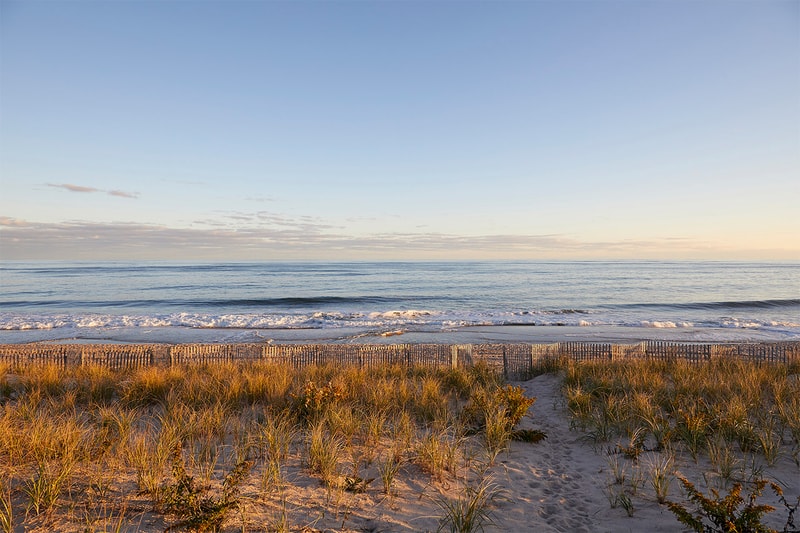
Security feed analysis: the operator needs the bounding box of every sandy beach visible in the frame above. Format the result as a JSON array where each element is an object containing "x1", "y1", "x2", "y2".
[{"x1": 5, "y1": 324, "x2": 798, "y2": 348}]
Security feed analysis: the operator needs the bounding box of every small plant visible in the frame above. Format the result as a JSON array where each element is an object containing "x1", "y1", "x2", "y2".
[
  {"x1": 647, "y1": 453, "x2": 674, "y2": 504},
  {"x1": 494, "y1": 385, "x2": 536, "y2": 429},
  {"x1": 585, "y1": 405, "x2": 616, "y2": 444},
  {"x1": 305, "y1": 420, "x2": 343, "y2": 488},
  {"x1": 268, "y1": 490, "x2": 290, "y2": 533},
  {"x1": 258, "y1": 411, "x2": 297, "y2": 463},
  {"x1": 510, "y1": 428, "x2": 547, "y2": 443},
  {"x1": 261, "y1": 456, "x2": 284, "y2": 495},
  {"x1": 127, "y1": 429, "x2": 166, "y2": 497},
  {"x1": 379, "y1": 447, "x2": 402, "y2": 495},
  {"x1": 483, "y1": 404, "x2": 513, "y2": 465},
  {"x1": 618, "y1": 426, "x2": 648, "y2": 461},
  {"x1": 640, "y1": 410, "x2": 672, "y2": 451},
  {"x1": 190, "y1": 438, "x2": 220, "y2": 485},
  {"x1": 463, "y1": 384, "x2": 536, "y2": 464},
  {"x1": 464, "y1": 385, "x2": 535, "y2": 433},
  {"x1": 417, "y1": 427, "x2": 462, "y2": 482},
  {"x1": 675, "y1": 405, "x2": 709, "y2": 462},
  {"x1": 564, "y1": 384, "x2": 593, "y2": 430},
  {"x1": 707, "y1": 437, "x2": 741, "y2": 487},
  {"x1": 161, "y1": 443, "x2": 252, "y2": 532},
  {"x1": 436, "y1": 476, "x2": 500, "y2": 533},
  {"x1": 23, "y1": 458, "x2": 73, "y2": 517},
  {"x1": 293, "y1": 380, "x2": 345, "y2": 424},
  {"x1": 607, "y1": 454, "x2": 628, "y2": 485},
  {"x1": 604, "y1": 483, "x2": 622, "y2": 509},
  {"x1": 756, "y1": 424, "x2": 781, "y2": 467},
  {"x1": 619, "y1": 491, "x2": 635, "y2": 517},
  {"x1": 628, "y1": 464, "x2": 646, "y2": 497},
  {"x1": 667, "y1": 475, "x2": 782, "y2": 533}
]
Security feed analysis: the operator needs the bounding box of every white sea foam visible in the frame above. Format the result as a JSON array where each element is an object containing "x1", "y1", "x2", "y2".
[
  {"x1": 1, "y1": 309, "x2": 798, "y2": 342},
  {"x1": 367, "y1": 310, "x2": 437, "y2": 320},
  {"x1": 640, "y1": 321, "x2": 693, "y2": 328}
]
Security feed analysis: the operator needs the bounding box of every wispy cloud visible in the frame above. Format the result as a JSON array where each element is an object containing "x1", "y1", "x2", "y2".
[
  {"x1": 245, "y1": 195, "x2": 275, "y2": 203},
  {"x1": 108, "y1": 190, "x2": 139, "y2": 199},
  {"x1": 2, "y1": 216, "x2": 788, "y2": 261},
  {"x1": 46, "y1": 183, "x2": 139, "y2": 199},
  {"x1": 48, "y1": 183, "x2": 100, "y2": 193}
]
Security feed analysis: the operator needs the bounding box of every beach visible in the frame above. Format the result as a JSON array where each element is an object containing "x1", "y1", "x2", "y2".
[
  {"x1": 3, "y1": 324, "x2": 799, "y2": 347},
  {"x1": 3, "y1": 344, "x2": 799, "y2": 532},
  {"x1": 2, "y1": 261, "x2": 799, "y2": 530}
]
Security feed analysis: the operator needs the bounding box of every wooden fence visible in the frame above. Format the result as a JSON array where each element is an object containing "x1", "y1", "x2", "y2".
[{"x1": 1, "y1": 341, "x2": 798, "y2": 380}]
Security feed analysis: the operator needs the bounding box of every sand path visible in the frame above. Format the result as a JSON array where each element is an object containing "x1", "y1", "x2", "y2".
[{"x1": 490, "y1": 373, "x2": 694, "y2": 532}]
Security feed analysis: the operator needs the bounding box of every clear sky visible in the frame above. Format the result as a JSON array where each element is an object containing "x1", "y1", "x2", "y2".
[{"x1": 1, "y1": 0, "x2": 798, "y2": 261}]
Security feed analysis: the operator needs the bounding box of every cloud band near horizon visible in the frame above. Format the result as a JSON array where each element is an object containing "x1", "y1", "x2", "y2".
[{"x1": 1, "y1": 217, "x2": 794, "y2": 261}]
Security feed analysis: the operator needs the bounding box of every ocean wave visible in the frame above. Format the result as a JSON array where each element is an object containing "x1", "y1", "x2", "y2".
[
  {"x1": 1, "y1": 309, "x2": 798, "y2": 333},
  {"x1": 0, "y1": 295, "x2": 438, "y2": 309},
  {"x1": 616, "y1": 299, "x2": 800, "y2": 311}
]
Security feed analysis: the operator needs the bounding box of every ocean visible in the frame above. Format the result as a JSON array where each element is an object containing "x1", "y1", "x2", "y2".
[{"x1": 1, "y1": 261, "x2": 798, "y2": 344}]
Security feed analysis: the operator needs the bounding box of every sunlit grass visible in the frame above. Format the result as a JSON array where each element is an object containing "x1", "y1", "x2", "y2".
[{"x1": 0, "y1": 360, "x2": 536, "y2": 531}]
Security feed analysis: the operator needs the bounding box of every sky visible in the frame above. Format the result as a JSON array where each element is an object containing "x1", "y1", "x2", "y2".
[{"x1": 1, "y1": 0, "x2": 798, "y2": 261}]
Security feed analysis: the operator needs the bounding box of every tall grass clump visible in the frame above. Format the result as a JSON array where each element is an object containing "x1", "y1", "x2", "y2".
[
  {"x1": 305, "y1": 419, "x2": 343, "y2": 488},
  {"x1": 436, "y1": 475, "x2": 500, "y2": 533},
  {"x1": 462, "y1": 384, "x2": 536, "y2": 463},
  {"x1": 23, "y1": 458, "x2": 74, "y2": 517}
]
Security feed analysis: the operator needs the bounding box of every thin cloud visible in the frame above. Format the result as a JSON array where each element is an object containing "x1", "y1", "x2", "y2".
[
  {"x1": 108, "y1": 190, "x2": 139, "y2": 199},
  {"x1": 46, "y1": 183, "x2": 138, "y2": 199},
  {"x1": 48, "y1": 183, "x2": 99, "y2": 193}
]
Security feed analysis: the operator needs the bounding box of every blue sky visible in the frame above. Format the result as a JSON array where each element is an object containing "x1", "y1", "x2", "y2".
[{"x1": 1, "y1": 0, "x2": 798, "y2": 260}]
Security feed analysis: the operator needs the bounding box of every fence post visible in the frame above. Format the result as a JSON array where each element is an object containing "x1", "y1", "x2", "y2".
[{"x1": 451, "y1": 346, "x2": 458, "y2": 369}]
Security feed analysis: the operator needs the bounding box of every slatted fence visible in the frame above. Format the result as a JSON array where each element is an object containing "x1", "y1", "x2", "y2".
[
  {"x1": 169, "y1": 344, "x2": 263, "y2": 365},
  {"x1": 1, "y1": 341, "x2": 798, "y2": 378}
]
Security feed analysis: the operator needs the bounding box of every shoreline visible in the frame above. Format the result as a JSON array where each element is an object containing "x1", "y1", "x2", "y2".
[{"x1": 1, "y1": 324, "x2": 798, "y2": 346}]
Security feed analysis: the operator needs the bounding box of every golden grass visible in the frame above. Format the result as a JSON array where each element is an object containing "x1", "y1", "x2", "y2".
[
  {"x1": 0, "y1": 360, "x2": 532, "y2": 532},
  {"x1": 561, "y1": 357, "x2": 800, "y2": 525},
  {"x1": 4, "y1": 356, "x2": 795, "y2": 531}
]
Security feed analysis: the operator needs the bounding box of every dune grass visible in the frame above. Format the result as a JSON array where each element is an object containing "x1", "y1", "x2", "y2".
[
  {"x1": 0, "y1": 359, "x2": 534, "y2": 532},
  {"x1": 5, "y1": 354, "x2": 795, "y2": 531},
  {"x1": 560, "y1": 357, "x2": 800, "y2": 529}
]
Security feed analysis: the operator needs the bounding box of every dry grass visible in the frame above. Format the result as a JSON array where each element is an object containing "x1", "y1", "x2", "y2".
[
  {"x1": 561, "y1": 357, "x2": 800, "y2": 525},
  {"x1": 0, "y1": 360, "x2": 535, "y2": 532},
  {"x1": 7, "y1": 355, "x2": 792, "y2": 531}
]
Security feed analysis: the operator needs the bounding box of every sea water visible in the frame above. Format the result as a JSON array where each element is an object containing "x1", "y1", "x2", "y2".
[{"x1": 0, "y1": 261, "x2": 798, "y2": 343}]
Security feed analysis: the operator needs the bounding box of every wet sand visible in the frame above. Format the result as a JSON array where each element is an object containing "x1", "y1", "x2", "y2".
[{"x1": 3, "y1": 324, "x2": 796, "y2": 346}]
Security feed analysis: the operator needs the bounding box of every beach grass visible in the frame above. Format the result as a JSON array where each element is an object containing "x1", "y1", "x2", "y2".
[
  {"x1": 1, "y1": 355, "x2": 797, "y2": 531},
  {"x1": 0, "y1": 360, "x2": 536, "y2": 532}
]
